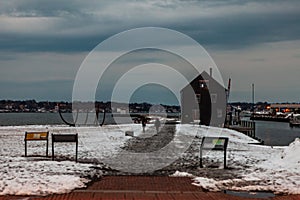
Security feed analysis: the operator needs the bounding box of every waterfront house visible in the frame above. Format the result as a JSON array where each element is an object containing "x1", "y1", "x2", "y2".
[{"x1": 180, "y1": 71, "x2": 226, "y2": 127}]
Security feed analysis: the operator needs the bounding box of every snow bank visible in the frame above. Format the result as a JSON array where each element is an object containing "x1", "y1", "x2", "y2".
[
  {"x1": 0, "y1": 158, "x2": 100, "y2": 196},
  {"x1": 240, "y1": 138, "x2": 300, "y2": 194},
  {"x1": 192, "y1": 137, "x2": 300, "y2": 195},
  {"x1": 280, "y1": 138, "x2": 300, "y2": 169}
]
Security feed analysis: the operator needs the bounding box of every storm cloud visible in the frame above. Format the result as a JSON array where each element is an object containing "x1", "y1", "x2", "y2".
[
  {"x1": 1, "y1": 0, "x2": 300, "y2": 52},
  {"x1": 0, "y1": 0, "x2": 300, "y2": 102}
]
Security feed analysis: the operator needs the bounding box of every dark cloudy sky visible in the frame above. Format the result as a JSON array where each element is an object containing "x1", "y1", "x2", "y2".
[{"x1": 1, "y1": 0, "x2": 300, "y2": 103}]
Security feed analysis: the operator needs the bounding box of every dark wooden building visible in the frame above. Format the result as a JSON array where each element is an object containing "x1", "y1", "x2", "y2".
[{"x1": 180, "y1": 71, "x2": 226, "y2": 127}]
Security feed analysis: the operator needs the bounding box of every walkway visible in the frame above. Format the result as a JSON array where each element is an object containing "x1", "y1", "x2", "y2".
[{"x1": 1, "y1": 176, "x2": 300, "y2": 200}]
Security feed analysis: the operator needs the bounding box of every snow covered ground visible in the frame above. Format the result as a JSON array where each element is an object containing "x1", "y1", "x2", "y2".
[
  {"x1": 0, "y1": 125, "x2": 104, "y2": 196},
  {"x1": 0, "y1": 124, "x2": 299, "y2": 195},
  {"x1": 174, "y1": 125, "x2": 300, "y2": 195}
]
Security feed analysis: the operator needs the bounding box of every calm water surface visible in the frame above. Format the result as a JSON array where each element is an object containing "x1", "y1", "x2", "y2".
[
  {"x1": 0, "y1": 113, "x2": 113, "y2": 126},
  {"x1": 255, "y1": 120, "x2": 300, "y2": 146}
]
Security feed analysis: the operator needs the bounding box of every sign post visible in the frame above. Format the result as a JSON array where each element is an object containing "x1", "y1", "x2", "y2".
[
  {"x1": 52, "y1": 134, "x2": 78, "y2": 162},
  {"x1": 24, "y1": 131, "x2": 49, "y2": 157},
  {"x1": 200, "y1": 137, "x2": 229, "y2": 169}
]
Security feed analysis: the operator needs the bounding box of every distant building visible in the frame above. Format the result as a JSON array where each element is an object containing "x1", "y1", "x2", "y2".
[
  {"x1": 180, "y1": 71, "x2": 226, "y2": 127},
  {"x1": 270, "y1": 104, "x2": 300, "y2": 113}
]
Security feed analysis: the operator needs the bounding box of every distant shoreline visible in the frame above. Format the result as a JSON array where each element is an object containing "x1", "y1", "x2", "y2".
[{"x1": 0, "y1": 100, "x2": 180, "y2": 113}]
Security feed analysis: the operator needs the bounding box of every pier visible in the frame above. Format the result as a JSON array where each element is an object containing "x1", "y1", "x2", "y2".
[
  {"x1": 226, "y1": 120, "x2": 264, "y2": 144},
  {"x1": 250, "y1": 114, "x2": 289, "y2": 122}
]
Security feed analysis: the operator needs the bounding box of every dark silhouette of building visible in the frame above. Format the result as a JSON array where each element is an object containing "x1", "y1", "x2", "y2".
[{"x1": 180, "y1": 71, "x2": 226, "y2": 127}]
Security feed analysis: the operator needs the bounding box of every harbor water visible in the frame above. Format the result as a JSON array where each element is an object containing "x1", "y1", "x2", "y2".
[
  {"x1": 0, "y1": 113, "x2": 126, "y2": 126},
  {"x1": 255, "y1": 120, "x2": 300, "y2": 146}
]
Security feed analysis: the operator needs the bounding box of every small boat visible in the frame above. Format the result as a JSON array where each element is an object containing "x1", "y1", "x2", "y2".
[
  {"x1": 289, "y1": 114, "x2": 300, "y2": 127},
  {"x1": 240, "y1": 110, "x2": 252, "y2": 117}
]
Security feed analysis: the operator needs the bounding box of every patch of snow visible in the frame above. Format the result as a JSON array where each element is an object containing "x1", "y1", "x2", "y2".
[
  {"x1": 193, "y1": 177, "x2": 222, "y2": 192},
  {"x1": 170, "y1": 171, "x2": 194, "y2": 178},
  {"x1": 191, "y1": 133, "x2": 300, "y2": 195}
]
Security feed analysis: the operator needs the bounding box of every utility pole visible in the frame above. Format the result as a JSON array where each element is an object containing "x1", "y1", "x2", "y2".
[{"x1": 252, "y1": 83, "x2": 255, "y2": 116}]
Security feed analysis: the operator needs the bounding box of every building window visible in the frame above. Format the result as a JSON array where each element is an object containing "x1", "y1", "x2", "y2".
[
  {"x1": 199, "y1": 80, "x2": 209, "y2": 89},
  {"x1": 211, "y1": 94, "x2": 217, "y2": 103},
  {"x1": 196, "y1": 94, "x2": 201, "y2": 103}
]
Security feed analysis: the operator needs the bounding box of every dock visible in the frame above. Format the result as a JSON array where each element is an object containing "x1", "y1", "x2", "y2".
[
  {"x1": 226, "y1": 120, "x2": 264, "y2": 144},
  {"x1": 250, "y1": 114, "x2": 289, "y2": 122}
]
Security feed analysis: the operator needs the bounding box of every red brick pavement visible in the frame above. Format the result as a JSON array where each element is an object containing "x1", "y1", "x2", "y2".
[{"x1": 1, "y1": 176, "x2": 300, "y2": 200}]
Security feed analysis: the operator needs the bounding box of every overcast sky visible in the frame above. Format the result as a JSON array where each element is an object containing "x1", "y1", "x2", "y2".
[{"x1": 1, "y1": 0, "x2": 300, "y2": 104}]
